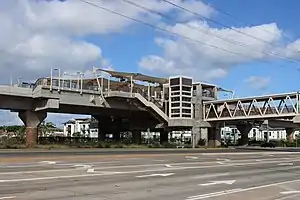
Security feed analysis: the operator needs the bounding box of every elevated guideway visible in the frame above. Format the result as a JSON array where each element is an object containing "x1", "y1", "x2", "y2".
[
  {"x1": 3, "y1": 66, "x2": 299, "y2": 148},
  {"x1": 203, "y1": 92, "x2": 300, "y2": 122}
]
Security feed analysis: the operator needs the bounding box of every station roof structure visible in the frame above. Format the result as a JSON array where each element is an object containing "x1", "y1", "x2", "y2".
[{"x1": 98, "y1": 69, "x2": 168, "y2": 85}]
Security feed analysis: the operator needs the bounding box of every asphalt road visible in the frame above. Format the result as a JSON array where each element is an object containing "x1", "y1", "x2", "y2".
[
  {"x1": 1, "y1": 147, "x2": 300, "y2": 158},
  {"x1": 0, "y1": 148, "x2": 240, "y2": 158},
  {"x1": 1, "y1": 151, "x2": 300, "y2": 199}
]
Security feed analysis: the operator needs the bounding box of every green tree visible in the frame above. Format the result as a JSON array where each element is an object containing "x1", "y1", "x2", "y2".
[
  {"x1": 73, "y1": 132, "x2": 83, "y2": 137},
  {"x1": 39, "y1": 121, "x2": 56, "y2": 137}
]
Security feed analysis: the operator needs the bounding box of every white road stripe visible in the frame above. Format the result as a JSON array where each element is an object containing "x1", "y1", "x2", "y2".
[
  {"x1": 192, "y1": 173, "x2": 230, "y2": 179},
  {"x1": 0, "y1": 168, "x2": 81, "y2": 175},
  {"x1": 201, "y1": 152, "x2": 300, "y2": 156},
  {"x1": 38, "y1": 161, "x2": 56, "y2": 165},
  {"x1": 0, "y1": 196, "x2": 16, "y2": 200},
  {"x1": 186, "y1": 179, "x2": 300, "y2": 200},
  {"x1": 281, "y1": 191, "x2": 300, "y2": 194},
  {"x1": 1, "y1": 159, "x2": 300, "y2": 183},
  {"x1": 0, "y1": 157, "x2": 299, "y2": 176},
  {"x1": 87, "y1": 168, "x2": 95, "y2": 173},
  {"x1": 216, "y1": 158, "x2": 231, "y2": 162},
  {"x1": 278, "y1": 163, "x2": 294, "y2": 166},
  {"x1": 136, "y1": 173, "x2": 174, "y2": 178},
  {"x1": 187, "y1": 189, "x2": 243, "y2": 199}
]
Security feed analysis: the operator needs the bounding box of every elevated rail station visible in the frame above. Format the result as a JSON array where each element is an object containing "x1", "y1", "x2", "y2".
[{"x1": 1, "y1": 67, "x2": 299, "y2": 147}]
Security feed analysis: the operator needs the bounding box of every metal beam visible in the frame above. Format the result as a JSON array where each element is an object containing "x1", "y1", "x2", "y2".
[{"x1": 204, "y1": 93, "x2": 300, "y2": 122}]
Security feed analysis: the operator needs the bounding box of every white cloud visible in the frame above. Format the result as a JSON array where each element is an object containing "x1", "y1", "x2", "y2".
[
  {"x1": 0, "y1": 0, "x2": 214, "y2": 83},
  {"x1": 0, "y1": 0, "x2": 214, "y2": 125},
  {"x1": 139, "y1": 19, "x2": 300, "y2": 82},
  {"x1": 174, "y1": 0, "x2": 215, "y2": 22},
  {"x1": 0, "y1": 111, "x2": 89, "y2": 128},
  {"x1": 1, "y1": 0, "x2": 300, "y2": 126},
  {"x1": 245, "y1": 76, "x2": 271, "y2": 90}
]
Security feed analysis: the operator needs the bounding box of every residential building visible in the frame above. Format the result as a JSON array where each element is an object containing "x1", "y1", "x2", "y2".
[
  {"x1": 220, "y1": 126, "x2": 300, "y2": 141},
  {"x1": 61, "y1": 116, "x2": 300, "y2": 142},
  {"x1": 63, "y1": 118, "x2": 98, "y2": 138}
]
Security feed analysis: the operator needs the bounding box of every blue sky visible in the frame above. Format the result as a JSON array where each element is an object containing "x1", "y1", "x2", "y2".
[
  {"x1": 1, "y1": 0, "x2": 300, "y2": 126},
  {"x1": 85, "y1": 0, "x2": 300, "y2": 96}
]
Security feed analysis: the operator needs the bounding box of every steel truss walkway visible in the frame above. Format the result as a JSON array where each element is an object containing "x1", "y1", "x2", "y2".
[{"x1": 203, "y1": 92, "x2": 300, "y2": 121}]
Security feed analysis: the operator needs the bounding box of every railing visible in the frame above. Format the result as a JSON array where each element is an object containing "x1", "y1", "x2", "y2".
[
  {"x1": 203, "y1": 93, "x2": 300, "y2": 121},
  {"x1": 31, "y1": 78, "x2": 165, "y2": 109},
  {"x1": 135, "y1": 87, "x2": 164, "y2": 110}
]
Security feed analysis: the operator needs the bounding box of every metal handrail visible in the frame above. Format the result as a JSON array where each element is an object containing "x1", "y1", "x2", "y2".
[{"x1": 135, "y1": 87, "x2": 164, "y2": 109}]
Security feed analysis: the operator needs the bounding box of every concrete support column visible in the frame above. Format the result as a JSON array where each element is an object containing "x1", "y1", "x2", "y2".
[
  {"x1": 113, "y1": 132, "x2": 121, "y2": 141},
  {"x1": 112, "y1": 118, "x2": 122, "y2": 142},
  {"x1": 160, "y1": 131, "x2": 169, "y2": 144},
  {"x1": 96, "y1": 117, "x2": 112, "y2": 141},
  {"x1": 18, "y1": 110, "x2": 47, "y2": 148},
  {"x1": 132, "y1": 130, "x2": 142, "y2": 144},
  {"x1": 208, "y1": 127, "x2": 221, "y2": 148},
  {"x1": 236, "y1": 124, "x2": 252, "y2": 146},
  {"x1": 200, "y1": 128, "x2": 208, "y2": 146},
  {"x1": 192, "y1": 126, "x2": 200, "y2": 148},
  {"x1": 286, "y1": 128, "x2": 294, "y2": 142}
]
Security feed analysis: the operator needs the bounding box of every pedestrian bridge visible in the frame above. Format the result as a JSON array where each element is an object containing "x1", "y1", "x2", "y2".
[{"x1": 203, "y1": 92, "x2": 300, "y2": 122}]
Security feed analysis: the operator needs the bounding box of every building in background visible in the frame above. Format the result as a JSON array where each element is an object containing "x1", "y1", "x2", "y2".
[
  {"x1": 220, "y1": 126, "x2": 299, "y2": 142},
  {"x1": 62, "y1": 117, "x2": 300, "y2": 142},
  {"x1": 63, "y1": 118, "x2": 98, "y2": 138}
]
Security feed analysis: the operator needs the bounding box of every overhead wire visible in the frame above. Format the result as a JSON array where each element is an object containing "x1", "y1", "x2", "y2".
[
  {"x1": 206, "y1": 3, "x2": 293, "y2": 43},
  {"x1": 160, "y1": 0, "x2": 300, "y2": 64},
  {"x1": 76, "y1": 0, "x2": 259, "y2": 60},
  {"x1": 121, "y1": 0, "x2": 294, "y2": 64},
  {"x1": 76, "y1": 0, "x2": 293, "y2": 68}
]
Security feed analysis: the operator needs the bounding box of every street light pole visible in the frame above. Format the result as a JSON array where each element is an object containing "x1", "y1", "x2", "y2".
[
  {"x1": 80, "y1": 72, "x2": 84, "y2": 94},
  {"x1": 62, "y1": 72, "x2": 67, "y2": 90},
  {"x1": 53, "y1": 68, "x2": 60, "y2": 91},
  {"x1": 50, "y1": 67, "x2": 53, "y2": 91},
  {"x1": 57, "y1": 68, "x2": 61, "y2": 92},
  {"x1": 17, "y1": 76, "x2": 22, "y2": 87},
  {"x1": 77, "y1": 71, "x2": 80, "y2": 91}
]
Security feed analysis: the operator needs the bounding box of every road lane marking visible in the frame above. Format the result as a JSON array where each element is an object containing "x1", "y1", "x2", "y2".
[
  {"x1": 201, "y1": 152, "x2": 300, "y2": 156},
  {"x1": 75, "y1": 164, "x2": 92, "y2": 169},
  {"x1": 281, "y1": 191, "x2": 300, "y2": 194},
  {"x1": 1, "y1": 157, "x2": 297, "y2": 176},
  {"x1": 136, "y1": 173, "x2": 174, "y2": 178},
  {"x1": 185, "y1": 156, "x2": 198, "y2": 159},
  {"x1": 2, "y1": 159, "x2": 300, "y2": 182},
  {"x1": 0, "y1": 168, "x2": 79, "y2": 175},
  {"x1": 87, "y1": 168, "x2": 95, "y2": 173},
  {"x1": 187, "y1": 189, "x2": 243, "y2": 199},
  {"x1": 199, "y1": 180, "x2": 236, "y2": 186},
  {"x1": 216, "y1": 158, "x2": 231, "y2": 162},
  {"x1": 278, "y1": 163, "x2": 294, "y2": 166},
  {"x1": 192, "y1": 173, "x2": 230, "y2": 179},
  {"x1": 3, "y1": 156, "x2": 295, "y2": 170},
  {"x1": 86, "y1": 157, "x2": 300, "y2": 170},
  {"x1": 38, "y1": 161, "x2": 56, "y2": 165},
  {"x1": 0, "y1": 196, "x2": 16, "y2": 200},
  {"x1": 186, "y1": 178, "x2": 300, "y2": 199}
]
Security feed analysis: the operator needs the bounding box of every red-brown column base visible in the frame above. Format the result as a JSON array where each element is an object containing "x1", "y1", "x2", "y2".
[{"x1": 26, "y1": 127, "x2": 38, "y2": 148}]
